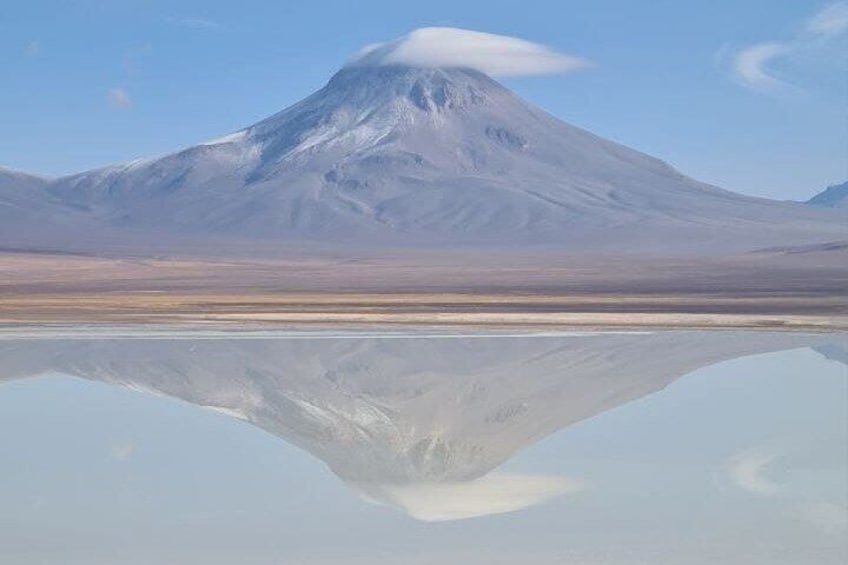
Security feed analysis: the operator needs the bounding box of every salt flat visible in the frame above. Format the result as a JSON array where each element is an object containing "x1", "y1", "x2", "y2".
[{"x1": 2, "y1": 246, "x2": 845, "y2": 331}]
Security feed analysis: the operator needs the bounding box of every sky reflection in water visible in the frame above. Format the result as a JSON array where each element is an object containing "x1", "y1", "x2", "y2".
[{"x1": 0, "y1": 330, "x2": 845, "y2": 564}]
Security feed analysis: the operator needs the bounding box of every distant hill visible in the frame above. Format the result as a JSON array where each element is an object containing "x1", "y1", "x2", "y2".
[
  {"x1": 806, "y1": 181, "x2": 848, "y2": 208},
  {"x1": 0, "y1": 166, "x2": 53, "y2": 222},
  {"x1": 0, "y1": 166, "x2": 47, "y2": 190},
  {"x1": 0, "y1": 166, "x2": 92, "y2": 246}
]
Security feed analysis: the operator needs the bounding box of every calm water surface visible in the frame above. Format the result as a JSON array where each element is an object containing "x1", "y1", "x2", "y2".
[{"x1": 0, "y1": 329, "x2": 846, "y2": 564}]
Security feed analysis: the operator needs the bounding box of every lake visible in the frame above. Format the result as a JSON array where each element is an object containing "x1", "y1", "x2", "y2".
[{"x1": 0, "y1": 329, "x2": 845, "y2": 564}]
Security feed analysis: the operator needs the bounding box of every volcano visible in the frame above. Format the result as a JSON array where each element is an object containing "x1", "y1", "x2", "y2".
[{"x1": 4, "y1": 32, "x2": 846, "y2": 253}]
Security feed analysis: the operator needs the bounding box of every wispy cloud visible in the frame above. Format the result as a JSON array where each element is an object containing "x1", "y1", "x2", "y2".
[
  {"x1": 349, "y1": 27, "x2": 590, "y2": 78},
  {"x1": 106, "y1": 87, "x2": 132, "y2": 110},
  {"x1": 733, "y1": 42, "x2": 790, "y2": 91},
  {"x1": 24, "y1": 40, "x2": 40, "y2": 57},
  {"x1": 725, "y1": 442, "x2": 847, "y2": 538},
  {"x1": 122, "y1": 43, "x2": 153, "y2": 77},
  {"x1": 165, "y1": 16, "x2": 223, "y2": 30},
  {"x1": 726, "y1": 445, "x2": 783, "y2": 496},
  {"x1": 799, "y1": 501, "x2": 848, "y2": 536},
  {"x1": 727, "y1": 2, "x2": 848, "y2": 92},
  {"x1": 805, "y1": 1, "x2": 848, "y2": 36},
  {"x1": 111, "y1": 441, "x2": 134, "y2": 462}
]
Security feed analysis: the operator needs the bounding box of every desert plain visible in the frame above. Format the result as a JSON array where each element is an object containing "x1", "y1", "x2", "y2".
[{"x1": 2, "y1": 244, "x2": 845, "y2": 332}]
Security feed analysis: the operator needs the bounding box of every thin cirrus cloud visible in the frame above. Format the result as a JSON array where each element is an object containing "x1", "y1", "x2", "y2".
[
  {"x1": 349, "y1": 27, "x2": 590, "y2": 78},
  {"x1": 799, "y1": 501, "x2": 848, "y2": 537},
  {"x1": 106, "y1": 87, "x2": 132, "y2": 110},
  {"x1": 729, "y1": 2, "x2": 848, "y2": 92},
  {"x1": 732, "y1": 42, "x2": 789, "y2": 91},
  {"x1": 24, "y1": 40, "x2": 40, "y2": 57},
  {"x1": 725, "y1": 443, "x2": 848, "y2": 537},
  {"x1": 111, "y1": 441, "x2": 134, "y2": 462},
  {"x1": 164, "y1": 16, "x2": 223, "y2": 30},
  {"x1": 805, "y1": 1, "x2": 848, "y2": 35}
]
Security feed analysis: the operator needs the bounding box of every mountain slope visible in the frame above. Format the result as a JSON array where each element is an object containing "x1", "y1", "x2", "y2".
[
  {"x1": 11, "y1": 65, "x2": 847, "y2": 252},
  {"x1": 807, "y1": 181, "x2": 848, "y2": 209},
  {"x1": 0, "y1": 167, "x2": 63, "y2": 246},
  {"x1": 0, "y1": 166, "x2": 50, "y2": 219},
  {"x1": 0, "y1": 166, "x2": 108, "y2": 250}
]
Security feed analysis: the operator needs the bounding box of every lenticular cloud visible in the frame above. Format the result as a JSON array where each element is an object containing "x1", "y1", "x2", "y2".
[{"x1": 349, "y1": 27, "x2": 589, "y2": 77}]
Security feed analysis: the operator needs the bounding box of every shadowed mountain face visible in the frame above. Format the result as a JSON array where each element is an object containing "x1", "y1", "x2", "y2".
[
  {"x1": 0, "y1": 330, "x2": 844, "y2": 520},
  {"x1": 0, "y1": 66, "x2": 843, "y2": 253}
]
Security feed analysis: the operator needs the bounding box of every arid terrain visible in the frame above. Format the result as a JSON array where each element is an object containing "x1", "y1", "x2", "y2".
[{"x1": 2, "y1": 246, "x2": 845, "y2": 331}]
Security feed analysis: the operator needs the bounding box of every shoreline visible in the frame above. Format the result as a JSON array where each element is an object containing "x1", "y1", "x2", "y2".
[
  {"x1": 1, "y1": 291, "x2": 845, "y2": 334},
  {"x1": 2, "y1": 249, "x2": 845, "y2": 333}
]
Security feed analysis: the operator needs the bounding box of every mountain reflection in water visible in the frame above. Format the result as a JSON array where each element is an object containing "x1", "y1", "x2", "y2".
[{"x1": 1, "y1": 330, "x2": 844, "y2": 523}]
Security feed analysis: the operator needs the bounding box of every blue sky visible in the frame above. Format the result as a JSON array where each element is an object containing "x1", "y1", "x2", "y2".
[{"x1": 2, "y1": 0, "x2": 846, "y2": 200}]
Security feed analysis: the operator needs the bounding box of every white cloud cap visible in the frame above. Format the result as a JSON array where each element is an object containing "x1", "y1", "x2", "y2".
[
  {"x1": 350, "y1": 27, "x2": 590, "y2": 77},
  {"x1": 352, "y1": 473, "x2": 583, "y2": 521}
]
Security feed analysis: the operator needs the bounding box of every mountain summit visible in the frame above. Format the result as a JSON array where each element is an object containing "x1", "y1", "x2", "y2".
[{"x1": 6, "y1": 32, "x2": 846, "y2": 252}]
